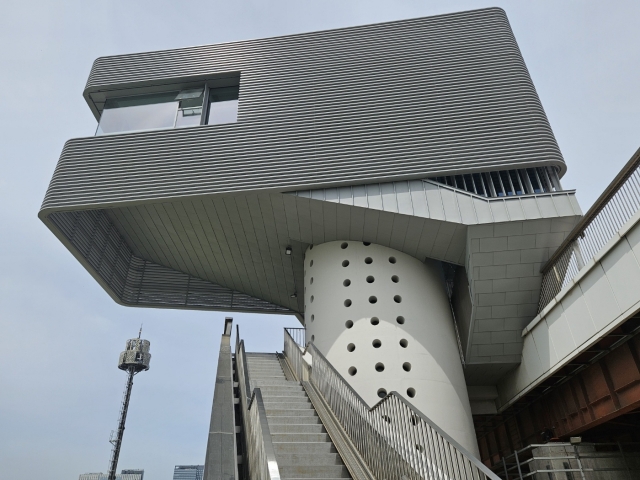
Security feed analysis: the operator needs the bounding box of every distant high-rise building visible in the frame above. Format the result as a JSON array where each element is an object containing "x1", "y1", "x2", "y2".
[
  {"x1": 173, "y1": 465, "x2": 204, "y2": 480},
  {"x1": 79, "y1": 470, "x2": 143, "y2": 480}
]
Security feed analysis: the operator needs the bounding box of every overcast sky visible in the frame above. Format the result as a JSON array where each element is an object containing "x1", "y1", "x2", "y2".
[{"x1": 1, "y1": 1, "x2": 639, "y2": 479}]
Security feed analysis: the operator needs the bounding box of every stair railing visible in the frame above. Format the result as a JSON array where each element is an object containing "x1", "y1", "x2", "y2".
[
  {"x1": 236, "y1": 327, "x2": 281, "y2": 480},
  {"x1": 284, "y1": 328, "x2": 500, "y2": 480}
]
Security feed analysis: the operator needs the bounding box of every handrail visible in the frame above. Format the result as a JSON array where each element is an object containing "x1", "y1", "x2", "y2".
[
  {"x1": 284, "y1": 328, "x2": 500, "y2": 480},
  {"x1": 539, "y1": 146, "x2": 640, "y2": 311},
  {"x1": 236, "y1": 327, "x2": 281, "y2": 480},
  {"x1": 284, "y1": 327, "x2": 306, "y2": 349}
]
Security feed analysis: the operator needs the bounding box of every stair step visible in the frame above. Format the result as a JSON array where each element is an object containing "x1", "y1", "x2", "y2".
[
  {"x1": 262, "y1": 396, "x2": 310, "y2": 404},
  {"x1": 276, "y1": 452, "x2": 343, "y2": 466},
  {"x1": 273, "y1": 442, "x2": 337, "y2": 455},
  {"x1": 261, "y1": 393, "x2": 309, "y2": 400},
  {"x1": 253, "y1": 379, "x2": 298, "y2": 386},
  {"x1": 258, "y1": 383, "x2": 303, "y2": 390},
  {"x1": 267, "y1": 416, "x2": 322, "y2": 425},
  {"x1": 269, "y1": 423, "x2": 326, "y2": 434},
  {"x1": 278, "y1": 464, "x2": 350, "y2": 478},
  {"x1": 261, "y1": 388, "x2": 307, "y2": 395},
  {"x1": 264, "y1": 402, "x2": 314, "y2": 410},
  {"x1": 272, "y1": 433, "x2": 331, "y2": 443},
  {"x1": 267, "y1": 408, "x2": 319, "y2": 417}
]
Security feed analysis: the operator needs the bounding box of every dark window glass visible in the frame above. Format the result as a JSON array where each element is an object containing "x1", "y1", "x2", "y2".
[
  {"x1": 491, "y1": 171, "x2": 505, "y2": 197},
  {"x1": 528, "y1": 169, "x2": 542, "y2": 193},
  {"x1": 96, "y1": 89, "x2": 205, "y2": 135},
  {"x1": 500, "y1": 171, "x2": 514, "y2": 196},
  {"x1": 509, "y1": 170, "x2": 523, "y2": 195},
  {"x1": 207, "y1": 86, "x2": 239, "y2": 125},
  {"x1": 473, "y1": 173, "x2": 486, "y2": 196}
]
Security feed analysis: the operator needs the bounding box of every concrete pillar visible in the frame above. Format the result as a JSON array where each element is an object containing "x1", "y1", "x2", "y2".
[{"x1": 304, "y1": 241, "x2": 478, "y2": 456}]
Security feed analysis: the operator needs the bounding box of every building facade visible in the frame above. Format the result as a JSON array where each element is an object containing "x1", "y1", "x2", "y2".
[
  {"x1": 79, "y1": 470, "x2": 143, "y2": 480},
  {"x1": 45, "y1": 7, "x2": 640, "y2": 479},
  {"x1": 173, "y1": 465, "x2": 204, "y2": 480}
]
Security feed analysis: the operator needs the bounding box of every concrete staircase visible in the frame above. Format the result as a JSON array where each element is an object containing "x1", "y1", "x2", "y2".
[{"x1": 246, "y1": 353, "x2": 351, "y2": 479}]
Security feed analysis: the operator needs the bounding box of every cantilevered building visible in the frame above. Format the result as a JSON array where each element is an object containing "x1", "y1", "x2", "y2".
[{"x1": 42, "y1": 8, "x2": 640, "y2": 479}]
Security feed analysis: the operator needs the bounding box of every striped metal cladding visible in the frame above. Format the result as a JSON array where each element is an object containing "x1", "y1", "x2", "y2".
[
  {"x1": 45, "y1": 210, "x2": 291, "y2": 313},
  {"x1": 42, "y1": 8, "x2": 564, "y2": 213}
]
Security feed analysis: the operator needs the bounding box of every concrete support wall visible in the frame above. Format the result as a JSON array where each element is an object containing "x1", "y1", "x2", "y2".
[
  {"x1": 304, "y1": 240, "x2": 479, "y2": 456},
  {"x1": 204, "y1": 319, "x2": 238, "y2": 480}
]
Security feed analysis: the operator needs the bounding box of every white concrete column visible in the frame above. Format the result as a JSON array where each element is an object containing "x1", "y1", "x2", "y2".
[{"x1": 304, "y1": 241, "x2": 479, "y2": 456}]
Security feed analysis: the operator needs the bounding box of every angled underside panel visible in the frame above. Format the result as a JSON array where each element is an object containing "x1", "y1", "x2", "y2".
[
  {"x1": 46, "y1": 210, "x2": 291, "y2": 314},
  {"x1": 289, "y1": 180, "x2": 581, "y2": 226}
]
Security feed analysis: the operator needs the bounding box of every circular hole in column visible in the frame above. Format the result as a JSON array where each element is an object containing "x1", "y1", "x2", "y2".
[
  {"x1": 345, "y1": 320, "x2": 353, "y2": 329},
  {"x1": 375, "y1": 362, "x2": 385, "y2": 372},
  {"x1": 342, "y1": 260, "x2": 350, "y2": 267},
  {"x1": 369, "y1": 296, "x2": 377, "y2": 304},
  {"x1": 310, "y1": 260, "x2": 314, "y2": 267},
  {"x1": 364, "y1": 257, "x2": 373, "y2": 264},
  {"x1": 400, "y1": 339, "x2": 408, "y2": 348},
  {"x1": 407, "y1": 388, "x2": 416, "y2": 398},
  {"x1": 403, "y1": 362, "x2": 411, "y2": 372},
  {"x1": 348, "y1": 367, "x2": 357, "y2": 376},
  {"x1": 366, "y1": 275, "x2": 375, "y2": 283},
  {"x1": 377, "y1": 388, "x2": 387, "y2": 398},
  {"x1": 393, "y1": 295, "x2": 402, "y2": 303},
  {"x1": 310, "y1": 277, "x2": 314, "y2": 284},
  {"x1": 343, "y1": 279, "x2": 351, "y2": 287},
  {"x1": 311, "y1": 314, "x2": 315, "y2": 322},
  {"x1": 344, "y1": 299, "x2": 352, "y2": 307},
  {"x1": 370, "y1": 317, "x2": 379, "y2": 326},
  {"x1": 311, "y1": 335, "x2": 315, "y2": 341},
  {"x1": 372, "y1": 339, "x2": 381, "y2": 348},
  {"x1": 396, "y1": 316, "x2": 405, "y2": 325},
  {"x1": 310, "y1": 295, "x2": 314, "y2": 303},
  {"x1": 391, "y1": 275, "x2": 399, "y2": 283},
  {"x1": 347, "y1": 343, "x2": 356, "y2": 352},
  {"x1": 341, "y1": 242, "x2": 348, "y2": 249},
  {"x1": 389, "y1": 256, "x2": 396, "y2": 264},
  {"x1": 363, "y1": 242, "x2": 371, "y2": 246}
]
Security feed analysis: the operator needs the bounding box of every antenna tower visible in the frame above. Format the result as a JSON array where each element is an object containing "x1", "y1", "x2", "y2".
[{"x1": 107, "y1": 328, "x2": 151, "y2": 480}]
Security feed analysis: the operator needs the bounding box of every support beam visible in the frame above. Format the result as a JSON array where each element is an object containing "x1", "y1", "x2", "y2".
[{"x1": 204, "y1": 317, "x2": 238, "y2": 480}]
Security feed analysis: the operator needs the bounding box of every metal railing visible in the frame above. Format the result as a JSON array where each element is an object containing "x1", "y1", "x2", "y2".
[
  {"x1": 495, "y1": 442, "x2": 640, "y2": 479},
  {"x1": 284, "y1": 328, "x2": 310, "y2": 382},
  {"x1": 539, "y1": 147, "x2": 640, "y2": 311},
  {"x1": 284, "y1": 327, "x2": 306, "y2": 349},
  {"x1": 284, "y1": 329, "x2": 500, "y2": 480},
  {"x1": 235, "y1": 328, "x2": 281, "y2": 480}
]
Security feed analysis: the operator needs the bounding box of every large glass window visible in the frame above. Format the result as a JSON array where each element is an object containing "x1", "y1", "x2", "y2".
[
  {"x1": 95, "y1": 84, "x2": 240, "y2": 135},
  {"x1": 96, "y1": 88, "x2": 205, "y2": 135},
  {"x1": 207, "y1": 86, "x2": 239, "y2": 125}
]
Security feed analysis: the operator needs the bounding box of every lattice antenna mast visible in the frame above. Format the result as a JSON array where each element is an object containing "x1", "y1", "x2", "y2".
[{"x1": 107, "y1": 330, "x2": 151, "y2": 480}]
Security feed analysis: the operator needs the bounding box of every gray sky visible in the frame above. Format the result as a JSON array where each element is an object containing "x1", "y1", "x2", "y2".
[{"x1": 1, "y1": 1, "x2": 639, "y2": 479}]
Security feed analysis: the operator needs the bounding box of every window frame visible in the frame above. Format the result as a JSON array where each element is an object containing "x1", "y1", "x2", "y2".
[{"x1": 89, "y1": 73, "x2": 241, "y2": 136}]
